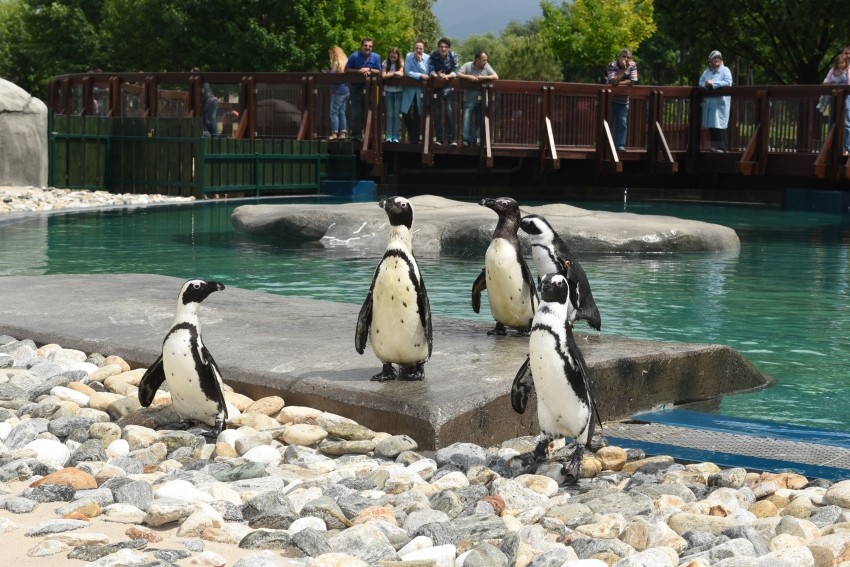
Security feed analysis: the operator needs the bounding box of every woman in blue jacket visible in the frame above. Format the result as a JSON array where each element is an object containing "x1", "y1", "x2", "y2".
[{"x1": 699, "y1": 50, "x2": 734, "y2": 152}]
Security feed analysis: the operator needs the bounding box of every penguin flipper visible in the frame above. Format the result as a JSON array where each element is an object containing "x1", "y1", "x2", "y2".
[
  {"x1": 567, "y1": 330, "x2": 598, "y2": 448},
  {"x1": 510, "y1": 355, "x2": 534, "y2": 414},
  {"x1": 471, "y1": 268, "x2": 487, "y2": 313},
  {"x1": 520, "y1": 258, "x2": 539, "y2": 309},
  {"x1": 199, "y1": 345, "x2": 229, "y2": 419},
  {"x1": 138, "y1": 355, "x2": 165, "y2": 407},
  {"x1": 420, "y1": 283, "x2": 433, "y2": 358},
  {"x1": 355, "y1": 289, "x2": 373, "y2": 355}
]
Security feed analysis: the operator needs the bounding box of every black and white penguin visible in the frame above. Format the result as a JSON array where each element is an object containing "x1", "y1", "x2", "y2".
[
  {"x1": 515, "y1": 272, "x2": 598, "y2": 483},
  {"x1": 356, "y1": 196, "x2": 432, "y2": 381},
  {"x1": 472, "y1": 197, "x2": 539, "y2": 335},
  {"x1": 520, "y1": 213, "x2": 601, "y2": 331},
  {"x1": 138, "y1": 279, "x2": 228, "y2": 435}
]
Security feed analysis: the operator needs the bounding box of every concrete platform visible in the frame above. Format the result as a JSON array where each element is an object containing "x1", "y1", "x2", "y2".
[{"x1": 0, "y1": 274, "x2": 769, "y2": 450}]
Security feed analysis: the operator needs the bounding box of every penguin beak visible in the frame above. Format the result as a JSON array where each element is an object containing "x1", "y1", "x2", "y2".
[
  {"x1": 479, "y1": 198, "x2": 496, "y2": 209},
  {"x1": 208, "y1": 281, "x2": 225, "y2": 292},
  {"x1": 378, "y1": 198, "x2": 388, "y2": 210}
]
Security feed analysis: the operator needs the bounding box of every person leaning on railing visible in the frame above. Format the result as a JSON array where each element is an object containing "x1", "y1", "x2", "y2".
[
  {"x1": 699, "y1": 50, "x2": 733, "y2": 153},
  {"x1": 457, "y1": 51, "x2": 499, "y2": 147},
  {"x1": 402, "y1": 40, "x2": 430, "y2": 143},
  {"x1": 345, "y1": 38, "x2": 382, "y2": 142},
  {"x1": 428, "y1": 37, "x2": 460, "y2": 147}
]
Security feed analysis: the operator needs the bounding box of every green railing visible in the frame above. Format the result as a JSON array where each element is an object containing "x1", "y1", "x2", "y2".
[{"x1": 49, "y1": 115, "x2": 356, "y2": 197}]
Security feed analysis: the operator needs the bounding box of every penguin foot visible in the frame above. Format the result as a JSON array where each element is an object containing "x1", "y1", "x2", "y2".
[
  {"x1": 399, "y1": 362, "x2": 426, "y2": 381},
  {"x1": 512, "y1": 435, "x2": 553, "y2": 472},
  {"x1": 487, "y1": 322, "x2": 508, "y2": 336},
  {"x1": 371, "y1": 363, "x2": 398, "y2": 382},
  {"x1": 200, "y1": 416, "x2": 226, "y2": 441},
  {"x1": 562, "y1": 445, "x2": 585, "y2": 485},
  {"x1": 514, "y1": 329, "x2": 531, "y2": 337}
]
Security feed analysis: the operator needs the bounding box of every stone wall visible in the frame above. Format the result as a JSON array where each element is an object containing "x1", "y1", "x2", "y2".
[{"x1": 0, "y1": 79, "x2": 48, "y2": 187}]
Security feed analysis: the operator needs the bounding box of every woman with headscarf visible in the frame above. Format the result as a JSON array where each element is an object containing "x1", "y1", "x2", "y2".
[{"x1": 699, "y1": 50, "x2": 733, "y2": 152}]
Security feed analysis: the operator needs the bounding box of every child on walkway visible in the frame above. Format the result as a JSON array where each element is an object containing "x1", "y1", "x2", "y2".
[{"x1": 382, "y1": 47, "x2": 404, "y2": 143}]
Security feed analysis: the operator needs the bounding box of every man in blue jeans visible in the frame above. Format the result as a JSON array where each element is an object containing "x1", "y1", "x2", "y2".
[
  {"x1": 606, "y1": 48, "x2": 638, "y2": 151},
  {"x1": 345, "y1": 38, "x2": 382, "y2": 142},
  {"x1": 428, "y1": 37, "x2": 459, "y2": 146},
  {"x1": 457, "y1": 51, "x2": 499, "y2": 147}
]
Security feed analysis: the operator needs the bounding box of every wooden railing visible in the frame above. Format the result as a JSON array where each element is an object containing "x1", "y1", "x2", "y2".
[{"x1": 48, "y1": 72, "x2": 850, "y2": 181}]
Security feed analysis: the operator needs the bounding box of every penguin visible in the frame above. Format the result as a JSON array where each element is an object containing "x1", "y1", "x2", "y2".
[
  {"x1": 356, "y1": 196, "x2": 432, "y2": 381},
  {"x1": 520, "y1": 213, "x2": 601, "y2": 331},
  {"x1": 138, "y1": 279, "x2": 228, "y2": 435},
  {"x1": 472, "y1": 197, "x2": 539, "y2": 335},
  {"x1": 514, "y1": 272, "x2": 598, "y2": 484}
]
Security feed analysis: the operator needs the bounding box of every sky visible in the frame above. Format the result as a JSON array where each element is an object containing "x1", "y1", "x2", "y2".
[{"x1": 433, "y1": 0, "x2": 543, "y2": 40}]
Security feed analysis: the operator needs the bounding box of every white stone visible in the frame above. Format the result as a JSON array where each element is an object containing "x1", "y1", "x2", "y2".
[
  {"x1": 401, "y1": 543, "x2": 457, "y2": 567},
  {"x1": 431, "y1": 470, "x2": 469, "y2": 491},
  {"x1": 398, "y1": 535, "x2": 433, "y2": 555},
  {"x1": 176, "y1": 503, "x2": 225, "y2": 537},
  {"x1": 514, "y1": 474, "x2": 559, "y2": 497},
  {"x1": 241, "y1": 444, "x2": 283, "y2": 465},
  {"x1": 153, "y1": 479, "x2": 214, "y2": 503},
  {"x1": 289, "y1": 516, "x2": 327, "y2": 534},
  {"x1": 50, "y1": 386, "x2": 90, "y2": 406},
  {"x1": 24, "y1": 438, "x2": 70, "y2": 468},
  {"x1": 101, "y1": 503, "x2": 145, "y2": 524},
  {"x1": 66, "y1": 361, "x2": 99, "y2": 375},
  {"x1": 407, "y1": 458, "x2": 438, "y2": 480},
  {"x1": 105, "y1": 438, "x2": 130, "y2": 458}
]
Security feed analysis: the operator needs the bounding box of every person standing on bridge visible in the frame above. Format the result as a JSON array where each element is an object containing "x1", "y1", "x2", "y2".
[
  {"x1": 699, "y1": 50, "x2": 733, "y2": 153},
  {"x1": 345, "y1": 38, "x2": 382, "y2": 142},
  {"x1": 458, "y1": 51, "x2": 499, "y2": 147},
  {"x1": 606, "y1": 48, "x2": 638, "y2": 152},
  {"x1": 402, "y1": 40, "x2": 430, "y2": 143},
  {"x1": 428, "y1": 37, "x2": 460, "y2": 147}
]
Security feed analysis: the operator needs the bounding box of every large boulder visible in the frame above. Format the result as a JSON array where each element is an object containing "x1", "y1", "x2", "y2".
[
  {"x1": 231, "y1": 195, "x2": 740, "y2": 255},
  {"x1": 0, "y1": 79, "x2": 48, "y2": 187}
]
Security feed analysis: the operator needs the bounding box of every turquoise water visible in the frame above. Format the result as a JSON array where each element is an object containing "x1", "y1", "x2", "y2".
[{"x1": 1, "y1": 198, "x2": 849, "y2": 429}]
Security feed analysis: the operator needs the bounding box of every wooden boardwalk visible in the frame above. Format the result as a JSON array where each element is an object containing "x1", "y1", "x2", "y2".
[{"x1": 48, "y1": 71, "x2": 850, "y2": 187}]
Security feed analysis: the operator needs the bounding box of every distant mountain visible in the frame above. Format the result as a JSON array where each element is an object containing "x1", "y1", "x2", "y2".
[{"x1": 433, "y1": 0, "x2": 542, "y2": 40}]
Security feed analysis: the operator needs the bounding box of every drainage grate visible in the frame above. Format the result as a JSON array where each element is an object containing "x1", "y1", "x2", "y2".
[{"x1": 604, "y1": 421, "x2": 850, "y2": 470}]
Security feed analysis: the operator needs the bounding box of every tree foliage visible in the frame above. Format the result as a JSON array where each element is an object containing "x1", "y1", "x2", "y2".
[
  {"x1": 540, "y1": 0, "x2": 656, "y2": 82},
  {"x1": 454, "y1": 20, "x2": 563, "y2": 82},
  {"x1": 0, "y1": 0, "x2": 426, "y2": 98},
  {"x1": 646, "y1": 0, "x2": 850, "y2": 85}
]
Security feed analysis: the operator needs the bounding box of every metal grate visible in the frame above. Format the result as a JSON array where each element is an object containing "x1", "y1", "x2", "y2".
[{"x1": 605, "y1": 421, "x2": 850, "y2": 470}]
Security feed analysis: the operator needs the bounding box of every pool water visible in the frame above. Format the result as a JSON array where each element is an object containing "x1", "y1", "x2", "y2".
[{"x1": 1, "y1": 197, "x2": 849, "y2": 430}]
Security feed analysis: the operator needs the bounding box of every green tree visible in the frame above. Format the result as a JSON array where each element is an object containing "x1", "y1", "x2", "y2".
[
  {"x1": 648, "y1": 0, "x2": 849, "y2": 85},
  {"x1": 407, "y1": 0, "x2": 441, "y2": 48},
  {"x1": 540, "y1": 0, "x2": 656, "y2": 82}
]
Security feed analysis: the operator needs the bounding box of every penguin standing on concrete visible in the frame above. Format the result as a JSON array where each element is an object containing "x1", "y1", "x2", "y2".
[
  {"x1": 520, "y1": 214, "x2": 601, "y2": 331},
  {"x1": 138, "y1": 279, "x2": 228, "y2": 435},
  {"x1": 515, "y1": 272, "x2": 598, "y2": 483},
  {"x1": 356, "y1": 196, "x2": 432, "y2": 381},
  {"x1": 472, "y1": 197, "x2": 539, "y2": 335}
]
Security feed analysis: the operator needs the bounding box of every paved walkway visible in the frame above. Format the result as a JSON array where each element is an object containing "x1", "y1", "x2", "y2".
[{"x1": 0, "y1": 274, "x2": 766, "y2": 450}]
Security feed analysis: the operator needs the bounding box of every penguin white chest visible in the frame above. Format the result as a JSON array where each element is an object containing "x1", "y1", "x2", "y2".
[
  {"x1": 532, "y1": 245, "x2": 558, "y2": 276},
  {"x1": 529, "y1": 330, "x2": 591, "y2": 443},
  {"x1": 485, "y1": 238, "x2": 534, "y2": 328},
  {"x1": 370, "y1": 253, "x2": 428, "y2": 364},
  {"x1": 162, "y1": 328, "x2": 221, "y2": 426}
]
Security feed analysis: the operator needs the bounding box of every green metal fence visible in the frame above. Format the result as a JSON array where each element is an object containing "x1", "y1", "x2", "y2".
[{"x1": 49, "y1": 115, "x2": 356, "y2": 197}]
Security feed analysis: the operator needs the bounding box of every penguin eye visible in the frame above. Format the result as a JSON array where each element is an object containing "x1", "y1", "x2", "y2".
[
  {"x1": 400, "y1": 202, "x2": 407, "y2": 208},
  {"x1": 193, "y1": 283, "x2": 201, "y2": 289}
]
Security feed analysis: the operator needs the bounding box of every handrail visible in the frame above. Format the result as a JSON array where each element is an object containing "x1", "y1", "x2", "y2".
[{"x1": 48, "y1": 71, "x2": 850, "y2": 180}]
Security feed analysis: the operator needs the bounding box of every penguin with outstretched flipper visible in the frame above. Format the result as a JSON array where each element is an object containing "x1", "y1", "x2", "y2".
[
  {"x1": 356, "y1": 196, "x2": 432, "y2": 381},
  {"x1": 513, "y1": 272, "x2": 600, "y2": 484},
  {"x1": 472, "y1": 197, "x2": 539, "y2": 336},
  {"x1": 138, "y1": 279, "x2": 228, "y2": 437}
]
